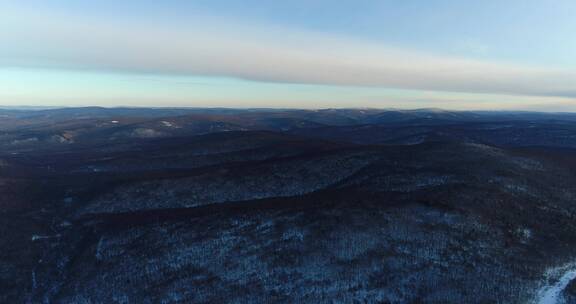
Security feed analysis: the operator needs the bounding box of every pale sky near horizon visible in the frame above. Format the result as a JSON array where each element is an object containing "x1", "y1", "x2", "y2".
[{"x1": 1, "y1": 0, "x2": 575, "y2": 110}]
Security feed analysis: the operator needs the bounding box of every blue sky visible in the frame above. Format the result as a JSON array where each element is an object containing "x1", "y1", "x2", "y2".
[{"x1": 1, "y1": 0, "x2": 575, "y2": 110}]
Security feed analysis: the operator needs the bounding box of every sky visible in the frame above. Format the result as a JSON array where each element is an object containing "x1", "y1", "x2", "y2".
[{"x1": 1, "y1": 0, "x2": 575, "y2": 110}]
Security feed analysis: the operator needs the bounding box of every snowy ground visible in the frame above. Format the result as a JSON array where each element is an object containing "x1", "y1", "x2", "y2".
[{"x1": 535, "y1": 263, "x2": 576, "y2": 304}]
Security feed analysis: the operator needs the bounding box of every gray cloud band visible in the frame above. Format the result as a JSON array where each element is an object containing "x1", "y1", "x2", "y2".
[{"x1": 1, "y1": 10, "x2": 575, "y2": 99}]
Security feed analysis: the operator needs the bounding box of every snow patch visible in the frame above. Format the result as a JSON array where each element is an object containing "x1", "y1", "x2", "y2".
[
  {"x1": 31, "y1": 234, "x2": 61, "y2": 242},
  {"x1": 160, "y1": 121, "x2": 179, "y2": 128},
  {"x1": 535, "y1": 263, "x2": 576, "y2": 304}
]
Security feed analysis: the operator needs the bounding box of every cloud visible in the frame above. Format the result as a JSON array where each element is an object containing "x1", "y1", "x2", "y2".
[{"x1": 1, "y1": 3, "x2": 576, "y2": 99}]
